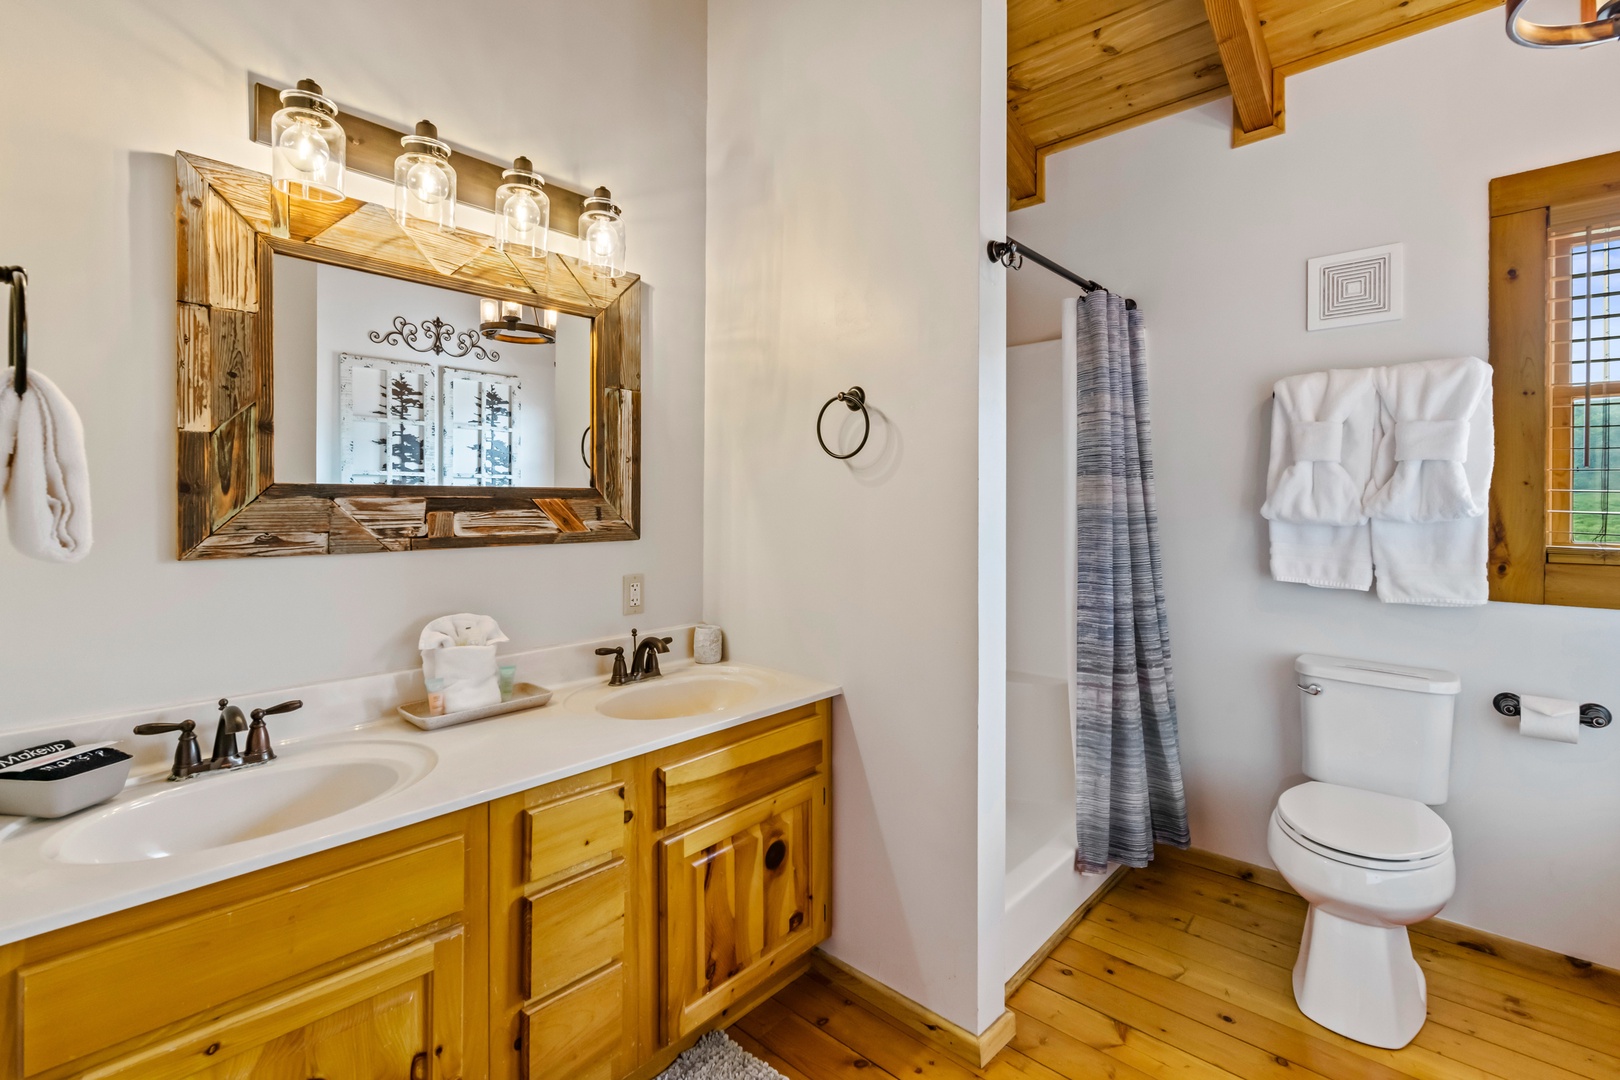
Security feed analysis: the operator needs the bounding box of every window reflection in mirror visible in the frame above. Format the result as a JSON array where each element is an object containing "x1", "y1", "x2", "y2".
[{"x1": 270, "y1": 254, "x2": 593, "y2": 488}]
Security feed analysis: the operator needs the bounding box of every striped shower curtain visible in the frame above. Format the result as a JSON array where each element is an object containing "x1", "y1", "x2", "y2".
[{"x1": 1069, "y1": 291, "x2": 1189, "y2": 874}]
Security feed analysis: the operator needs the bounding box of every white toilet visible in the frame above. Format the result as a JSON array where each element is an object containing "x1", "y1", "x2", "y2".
[{"x1": 1267, "y1": 654, "x2": 1460, "y2": 1050}]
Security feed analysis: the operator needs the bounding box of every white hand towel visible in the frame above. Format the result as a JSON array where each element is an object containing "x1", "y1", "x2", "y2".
[
  {"x1": 1268, "y1": 521, "x2": 1373, "y2": 592},
  {"x1": 1370, "y1": 377, "x2": 1494, "y2": 606},
  {"x1": 1365, "y1": 357, "x2": 1492, "y2": 523},
  {"x1": 0, "y1": 371, "x2": 91, "y2": 562},
  {"x1": 419, "y1": 613, "x2": 509, "y2": 712},
  {"x1": 1261, "y1": 367, "x2": 1378, "y2": 526}
]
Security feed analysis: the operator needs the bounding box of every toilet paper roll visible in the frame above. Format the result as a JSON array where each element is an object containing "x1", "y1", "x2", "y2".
[{"x1": 1518, "y1": 694, "x2": 1581, "y2": 744}]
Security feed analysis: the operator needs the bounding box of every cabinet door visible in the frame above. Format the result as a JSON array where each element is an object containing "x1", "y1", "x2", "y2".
[
  {"x1": 659, "y1": 775, "x2": 828, "y2": 1041},
  {"x1": 83, "y1": 931, "x2": 465, "y2": 1080}
]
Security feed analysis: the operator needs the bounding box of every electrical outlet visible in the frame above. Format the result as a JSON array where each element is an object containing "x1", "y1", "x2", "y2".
[{"x1": 623, "y1": 573, "x2": 644, "y2": 615}]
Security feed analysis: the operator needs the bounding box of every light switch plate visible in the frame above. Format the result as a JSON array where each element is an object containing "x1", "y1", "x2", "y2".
[{"x1": 623, "y1": 573, "x2": 644, "y2": 615}]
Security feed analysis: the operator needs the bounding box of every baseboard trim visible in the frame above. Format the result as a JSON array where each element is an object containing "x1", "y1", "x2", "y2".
[
  {"x1": 809, "y1": 950, "x2": 1016, "y2": 1069},
  {"x1": 1004, "y1": 863, "x2": 1129, "y2": 999},
  {"x1": 1155, "y1": 844, "x2": 1620, "y2": 985}
]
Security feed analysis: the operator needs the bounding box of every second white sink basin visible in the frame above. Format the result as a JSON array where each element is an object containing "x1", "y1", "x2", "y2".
[
  {"x1": 594, "y1": 673, "x2": 762, "y2": 720},
  {"x1": 44, "y1": 740, "x2": 437, "y2": 865}
]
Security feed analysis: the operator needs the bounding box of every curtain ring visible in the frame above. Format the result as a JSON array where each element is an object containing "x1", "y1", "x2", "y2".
[
  {"x1": 817, "y1": 386, "x2": 870, "y2": 460},
  {"x1": 2, "y1": 267, "x2": 26, "y2": 396}
]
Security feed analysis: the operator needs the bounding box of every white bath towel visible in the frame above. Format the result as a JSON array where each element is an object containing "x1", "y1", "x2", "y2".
[
  {"x1": 1268, "y1": 521, "x2": 1374, "y2": 592},
  {"x1": 1370, "y1": 378, "x2": 1495, "y2": 606},
  {"x1": 0, "y1": 371, "x2": 92, "y2": 562},
  {"x1": 1364, "y1": 357, "x2": 1493, "y2": 523},
  {"x1": 1261, "y1": 367, "x2": 1378, "y2": 526}
]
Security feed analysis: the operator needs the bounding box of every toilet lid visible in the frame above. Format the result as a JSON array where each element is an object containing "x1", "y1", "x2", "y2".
[{"x1": 1277, "y1": 782, "x2": 1451, "y2": 864}]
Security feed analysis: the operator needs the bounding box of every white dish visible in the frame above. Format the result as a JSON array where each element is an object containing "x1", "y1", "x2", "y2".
[{"x1": 398, "y1": 682, "x2": 553, "y2": 730}]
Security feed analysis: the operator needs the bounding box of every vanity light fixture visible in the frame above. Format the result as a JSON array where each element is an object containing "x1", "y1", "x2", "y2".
[
  {"x1": 1506, "y1": 0, "x2": 1620, "y2": 46},
  {"x1": 270, "y1": 79, "x2": 346, "y2": 201},
  {"x1": 393, "y1": 120, "x2": 456, "y2": 229},
  {"x1": 580, "y1": 187, "x2": 626, "y2": 279},
  {"x1": 479, "y1": 299, "x2": 558, "y2": 344},
  {"x1": 495, "y1": 157, "x2": 550, "y2": 257}
]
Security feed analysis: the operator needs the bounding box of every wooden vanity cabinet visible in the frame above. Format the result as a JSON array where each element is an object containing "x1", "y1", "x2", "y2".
[
  {"x1": 0, "y1": 697, "x2": 832, "y2": 1080},
  {"x1": 0, "y1": 809, "x2": 487, "y2": 1080},
  {"x1": 490, "y1": 699, "x2": 832, "y2": 1080}
]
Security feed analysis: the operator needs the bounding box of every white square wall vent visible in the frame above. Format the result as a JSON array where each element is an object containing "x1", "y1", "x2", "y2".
[{"x1": 1307, "y1": 243, "x2": 1404, "y2": 331}]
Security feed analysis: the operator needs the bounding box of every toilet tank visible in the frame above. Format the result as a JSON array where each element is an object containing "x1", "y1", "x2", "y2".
[{"x1": 1295, "y1": 654, "x2": 1460, "y2": 805}]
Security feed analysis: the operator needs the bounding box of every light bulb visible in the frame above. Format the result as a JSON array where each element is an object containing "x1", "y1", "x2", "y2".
[
  {"x1": 505, "y1": 191, "x2": 541, "y2": 236},
  {"x1": 277, "y1": 119, "x2": 330, "y2": 174},
  {"x1": 407, "y1": 160, "x2": 449, "y2": 204},
  {"x1": 587, "y1": 220, "x2": 617, "y2": 257}
]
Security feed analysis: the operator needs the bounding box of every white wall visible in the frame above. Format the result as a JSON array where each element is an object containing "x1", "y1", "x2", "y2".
[
  {"x1": 1011, "y1": 11, "x2": 1620, "y2": 966},
  {"x1": 705, "y1": 0, "x2": 1008, "y2": 1032},
  {"x1": 0, "y1": 0, "x2": 706, "y2": 729},
  {"x1": 1008, "y1": 341, "x2": 1069, "y2": 680}
]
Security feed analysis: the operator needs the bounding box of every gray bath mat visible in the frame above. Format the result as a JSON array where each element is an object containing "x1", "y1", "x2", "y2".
[{"x1": 657, "y1": 1030, "x2": 787, "y2": 1080}]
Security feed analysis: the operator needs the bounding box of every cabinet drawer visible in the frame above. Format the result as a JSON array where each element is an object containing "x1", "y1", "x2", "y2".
[
  {"x1": 656, "y1": 710, "x2": 826, "y2": 828},
  {"x1": 526, "y1": 783, "x2": 628, "y2": 884},
  {"x1": 523, "y1": 857, "x2": 627, "y2": 1001},
  {"x1": 18, "y1": 837, "x2": 465, "y2": 1077},
  {"x1": 521, "y1": 962, "x2": 624, "y2": 1080}
]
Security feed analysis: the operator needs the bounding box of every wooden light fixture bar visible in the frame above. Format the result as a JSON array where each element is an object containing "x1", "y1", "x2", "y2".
[{"x1": 250, "y1": 82, "x2": 587, "y2": 238}]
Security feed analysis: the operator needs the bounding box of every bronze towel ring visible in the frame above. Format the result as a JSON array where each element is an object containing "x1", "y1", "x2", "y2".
[{"x1": 817, "y1": 386, "x2": 870, "y2": 460}]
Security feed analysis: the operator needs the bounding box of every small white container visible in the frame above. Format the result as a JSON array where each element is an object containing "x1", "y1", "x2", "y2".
[
  {"x1": 694, "y1": 624, "x2": 724, "y2": 665},
  {"x1": 0, "y1": 743, "x2": 133, "y2": 819}
]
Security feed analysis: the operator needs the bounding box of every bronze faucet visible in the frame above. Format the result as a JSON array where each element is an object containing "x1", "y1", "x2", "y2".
[
  {"x1": 595, "y1": 629, "x2": 673, "y2": 688},
  {"x1": 135, "y1": 698, "x2": 302, "y2": 781}
]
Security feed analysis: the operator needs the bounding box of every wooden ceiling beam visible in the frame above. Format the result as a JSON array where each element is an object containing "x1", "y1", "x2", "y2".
[
  {"x1": 1008, "y1": 107, "x2": 1041, "y2": 208},
  {"x1": 1201, "y1": 0, "x2": 1284, "y2": 143}
]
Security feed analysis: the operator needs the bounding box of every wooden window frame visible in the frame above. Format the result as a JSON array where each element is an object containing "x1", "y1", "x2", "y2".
[{"x1": 1489, "y1": 149, "x2": 1620, "y2": 609}]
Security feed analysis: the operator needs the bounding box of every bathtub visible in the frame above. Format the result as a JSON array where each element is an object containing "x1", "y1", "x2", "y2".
[{"x1": 1003, "y1": 670, "x2": 1113, "y2": 983}]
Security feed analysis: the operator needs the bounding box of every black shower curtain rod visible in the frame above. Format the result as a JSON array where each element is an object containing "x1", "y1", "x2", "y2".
[{"x1": 987, "y1": 238, "x2": 1135, "y2": 310}]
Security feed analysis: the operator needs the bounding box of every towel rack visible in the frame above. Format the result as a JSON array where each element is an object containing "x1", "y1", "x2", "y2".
[
  {"x1": 1492, "y1": 692, "x2": 1612, "y2": 729},
  {"x1": 2, "y1": 266, "x2": 26, "y2": 396}
]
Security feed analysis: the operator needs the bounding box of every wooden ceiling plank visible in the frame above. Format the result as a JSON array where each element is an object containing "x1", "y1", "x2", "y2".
[
  {"x1": 1012, "y1": 23, "x2": 1226, "y2": 146},
  {"x1": 1256, "y1": 0, "x2": 1493, "y2": 71},
  {"x1": 1010, "y1": 0, "x2": 1212, "y2": 94},
  {"x1": 1027, "y1": 55, "x2": 1231, "y2": 151},
  {"x1": 1203, "y1": 0, "x2": 1278, "y2": 135}
]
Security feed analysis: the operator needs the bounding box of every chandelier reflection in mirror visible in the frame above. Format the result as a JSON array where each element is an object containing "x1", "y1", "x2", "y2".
[
  {"x1": 1506, "y1": 0, "x2": 1620, "y2": 46},
  {"x1": 369, "y1": 316, "x2": 497, "y2": 362},
  {"x1": 479, "y1": 299, "x2": 558, "y2": 344}
]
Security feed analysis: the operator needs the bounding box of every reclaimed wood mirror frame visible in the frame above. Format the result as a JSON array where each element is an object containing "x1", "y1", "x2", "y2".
[{"x1": 175, "y1": 153, "x2": 640, "y2": 559}]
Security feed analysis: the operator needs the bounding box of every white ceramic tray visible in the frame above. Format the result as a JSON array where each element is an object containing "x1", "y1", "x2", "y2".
[{"x1": 398, "y1": 683, "x2": 553, "y2": 731}]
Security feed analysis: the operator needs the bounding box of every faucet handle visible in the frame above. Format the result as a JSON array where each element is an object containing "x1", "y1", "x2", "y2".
[
  {"x1": 133, "y1": 720, "x2": 202, "y2": 781},
  {"x1": 595, "y1": 646, "x2": 630, "y2": 686},
  {"x1": 252, "y1": 699, "x2": 303, "y2": 719},
  {"x1": 242, "y1": 700, "x2": 299, "y2": 766}
]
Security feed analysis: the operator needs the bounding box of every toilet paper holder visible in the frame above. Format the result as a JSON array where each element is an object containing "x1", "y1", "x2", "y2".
[{"x1": 1492, "y1": 692, "x2": 1612, "y2": 729}]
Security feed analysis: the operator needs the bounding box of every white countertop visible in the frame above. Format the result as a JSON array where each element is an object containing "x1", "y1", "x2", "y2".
[{"x1": 0, "y1": 660, "x2": 839, "y2": 946}]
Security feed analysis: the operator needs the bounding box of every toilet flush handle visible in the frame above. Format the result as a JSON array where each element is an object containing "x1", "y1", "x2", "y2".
[{"x1": 1298, "y1": 683, "x2": 1324, "y2": 696}]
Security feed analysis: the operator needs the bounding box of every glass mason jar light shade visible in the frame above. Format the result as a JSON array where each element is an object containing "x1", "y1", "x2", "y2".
[
  {"x1": 393, "y1": 120, "x2": 456, "y2": 229},
  {"x1": 580, "y1": 187, "x2": 626, "y2": 279},
  {"x1": 271, "y1": 80, "x2": 345, "y2": 202},
  {"x1": 496, "y1": 157, "x2": 550, "y2": 257}
]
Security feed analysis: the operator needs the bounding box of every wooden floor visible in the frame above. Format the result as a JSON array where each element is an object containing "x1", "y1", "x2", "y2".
[{"x1": 733, "y1": 847, "x2": 1620, "y2": 1080}]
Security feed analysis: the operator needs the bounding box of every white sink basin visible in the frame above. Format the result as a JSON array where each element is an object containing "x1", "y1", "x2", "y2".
[
  {"x1": 594, "y1": 673, "x2": 762, "y2": 720},
  {"x1": 44, "y1": 740, "x2": 437, "y2": 865}
]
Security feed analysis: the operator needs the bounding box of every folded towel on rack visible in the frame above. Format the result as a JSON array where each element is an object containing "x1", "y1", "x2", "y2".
[
  {"x1": 1364, "y1": 357, "x2": 1493, "y2": 523},
  {"x1": 1268, "y1": 521, "x2": 1373, "y2": 592},
  {"x1": 1261, "y1": 367, "x2": 1378, "y2": 526},
  {"x1": 1369, "y1": 376, "x2": 1494, "y2": 606},
  {"x1": 0, "y1": 371, "x2": 91, "y2": 563}
]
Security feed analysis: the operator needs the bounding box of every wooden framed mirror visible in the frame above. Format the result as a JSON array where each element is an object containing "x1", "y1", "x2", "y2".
[{"x1": 175, "y1": 152, "x2": 640, "y2": 559}]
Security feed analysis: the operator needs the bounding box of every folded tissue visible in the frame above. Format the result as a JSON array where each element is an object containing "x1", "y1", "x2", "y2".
[{"x1": 419, "y1": 613, "x2": 510, "y2": 712}]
